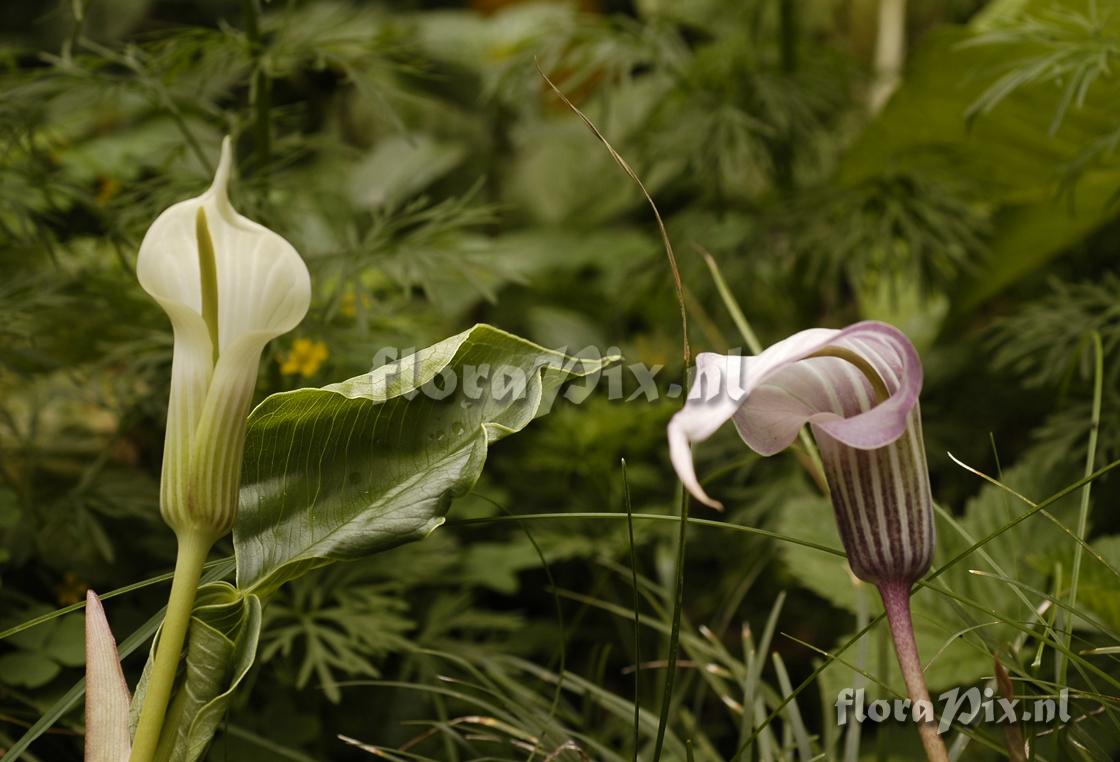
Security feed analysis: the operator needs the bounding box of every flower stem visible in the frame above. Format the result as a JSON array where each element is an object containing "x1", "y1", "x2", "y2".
[
  {"x1": 128, "y1": 530, "x2": 213, "y2": 762},
  {"x1": 878, "y1": 580, "x2": 948, "y2": 762}
]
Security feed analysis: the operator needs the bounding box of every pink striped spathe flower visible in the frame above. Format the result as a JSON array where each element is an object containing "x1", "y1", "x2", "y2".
[{"x1": 667, "y1": 321, "x2": 933, "y2": 586}]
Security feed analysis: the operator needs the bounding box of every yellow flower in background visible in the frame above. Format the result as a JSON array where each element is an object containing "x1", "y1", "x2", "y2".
[
  {"x1": 280, "y1": 338, "x2": 328, "y2": 377},
  {"x1": 340, "y1": 291, "x2": 356, "y2": 318},
  {"x1": 339, "y1": 289, "x2": 371, "y2": 318},
  {"x1": 56, "y1": 571, "x2": 87, "y2": 606}
]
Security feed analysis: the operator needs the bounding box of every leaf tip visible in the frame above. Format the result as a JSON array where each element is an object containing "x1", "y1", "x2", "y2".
[{"x1": 85, "y1": 590, "x2": 131, "y2": 762}]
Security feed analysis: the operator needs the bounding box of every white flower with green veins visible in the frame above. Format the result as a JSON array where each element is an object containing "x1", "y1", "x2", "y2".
[{"x1": 137, "y1": 137, "x2": 310, "y2": 543}]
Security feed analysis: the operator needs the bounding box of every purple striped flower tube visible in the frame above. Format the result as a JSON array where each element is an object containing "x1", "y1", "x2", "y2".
[{"x1": 667, "y1": 321, "x2": 947, "y2": 762}]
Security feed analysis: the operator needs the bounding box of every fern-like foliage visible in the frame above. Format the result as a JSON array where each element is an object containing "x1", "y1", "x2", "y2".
[
  {"x1": 992, "y1": 273, "x2": 1120, "y2": 388},
  {"x1": 259, "y1": 564, "x2": 415, "y2": 704},
  {"x1": 992, "y1": 273, "x2": 1120, "y2": 465},
  {"x1": 789, "y1": 171, "x2": 991, "y2": 295},
  {"x1": 966, "y1": 2, "x2": 1120, "y2": 192},
  {"x1": 965, "y1": 2, "x2": 1120, "y2": 134}
]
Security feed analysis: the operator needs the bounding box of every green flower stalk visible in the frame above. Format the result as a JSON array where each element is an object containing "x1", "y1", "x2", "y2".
[
  {"x1": 129, "y1": 137, "x2": 310, "y2": 762},
  {"x1": 668, "y1": 321, "x2": 948, "y2": 762}
]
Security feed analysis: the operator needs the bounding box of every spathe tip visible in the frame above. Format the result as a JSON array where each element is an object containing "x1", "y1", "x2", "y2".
[
  {"x1": 208, "y1": 135, "x2": 234, "y2": 197},
  {"x1": 690, "y1": 487, "x2": 725, "y2": 512}
]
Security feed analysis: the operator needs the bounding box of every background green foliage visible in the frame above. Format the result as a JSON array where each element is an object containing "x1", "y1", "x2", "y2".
[{"x1": 2, "y1": 0, "x2": 1120, "y2": 759}]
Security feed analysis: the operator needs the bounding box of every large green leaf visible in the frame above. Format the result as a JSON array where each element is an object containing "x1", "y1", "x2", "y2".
[
  {"x1": 234, "y1": 324, "x2": 616, "y2": 595},
  {"x1": 839, "y1": 35, "x2": 1117, "y2": 199},
  {"x1": 129, "y1": 583, "x2": 262, "y2": 762}
]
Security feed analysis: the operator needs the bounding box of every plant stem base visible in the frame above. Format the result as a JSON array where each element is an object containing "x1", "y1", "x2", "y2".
[
  {"x1": 128, "y1": 530, "x2": 213, "y2": 762},
  {"x1": 878, "y1": 579, "x2": 949, "y2": 762}
]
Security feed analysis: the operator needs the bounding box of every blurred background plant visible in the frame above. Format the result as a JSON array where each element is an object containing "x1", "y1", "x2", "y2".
[{"x1": 2, "y1": 0, "x2": 1120, "y2": 759}]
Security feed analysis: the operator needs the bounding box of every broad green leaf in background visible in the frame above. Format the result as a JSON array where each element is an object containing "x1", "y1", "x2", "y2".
[
  {"x1": 234, "y1": 324, "x2": 618, "y2": 596},
  {"x1": 0, "y1": 609, "x2": 84, "y2": 689},
  {"x1": 128, "y1": 583, "x2": 262, "y2": 762},
  {"x1": 838, "y1": 5, "x2": 1120, "y2": 320},
  {"x1": 838, "y1": 28, "x2": 1117, "y2": 202},
  {"x1": 1077, "y1": 535, "x2": 1120, "y2": 634},
  {"x1": 774, "y1": 494, "x2": 859, "y2": 614}
]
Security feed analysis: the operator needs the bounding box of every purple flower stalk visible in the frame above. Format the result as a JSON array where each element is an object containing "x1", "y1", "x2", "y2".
[{"x1": 668, "y1": 320, "x2": 948, "y2": 762}]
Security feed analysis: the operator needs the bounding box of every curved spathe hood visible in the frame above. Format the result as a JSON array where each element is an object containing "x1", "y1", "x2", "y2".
[
  {"x1": 138, "y1": 137, "x2": 310, "y2": 538},
  {"x1": 667, "y1": 320, "x2": 933, "y2": 585},
  {"x1": 668, "y1": 321, "x2": 922, "y2": 508}
]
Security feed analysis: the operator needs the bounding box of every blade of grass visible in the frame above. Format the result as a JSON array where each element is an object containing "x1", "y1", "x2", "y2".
[
  {"x1": 547, "y1": 590, "x2": 729, "y2": 684},
  {"x1": 844, "y1": 576, "x2": 869, "y2": 762},
  {"x1": 225, "y1": 724, "x2": 318, "y2": 761},
  {"x1": 0, "y1": 557, "x2": 234, "y2": 642},
  {"x1": 966, "y1": 570, "x2": 1120, "y2": 641},
  {"x1": 536, "y1": 63, "x2": 689, "y2": 369},
  {"x1": 415, "y1": 644, "x2": 635, "y2": 759},
  {"x1": 938, "y1": 458, "x2": 1120, "y2": 578},
  {"x1": 536, "y1": 61, "x2": 692, "y2": 762},
  {"x1": 340, "y1": 734, "x2": 426, "y2": 761},
  {"x1": 772, "y1": 652, "x2": 812, "y2": 760},
  {"x1": 737, "y1": 593, "x2": 785, "y2": 755},
  {"x1": 738, "y1": 627, "x2": 757, "y2": 751},
  {"x1": 654, "y1": 489, "x2": 688, "y2": 762},
  {"x1": 1058, "y1": 330, "x2": 1104, "y2": 686},
  {"x1": 946, "y1": 453, "x2": 1120, "y2": 580},
  {"x1": 622, "y1": 460, "x2": 642, "y2": 762},
  {"x1": 452, "y1": 511, "x2": 845, "y2": 558},
  {"x1": 933, "y1": 502, "x2": 1043, "y2": 626},
  {"x1": 919, "y1": 578, "x2": 1120, "y2": 693},
  {"x1": 508, "y1": 657, "x2": 689, "y2": 759},
  {"x1": 1034, "y1": 594, "x2": 1057, "y2": 669},
  {"x1": 697, "y1": 246, "x2": 763, "y2": 355},
  {"x1": 753, "y1": 695, "x2": 777, "y2": 762},
  {"x1": 408, "y1": 649, "x2": 556, "y2": 734},
  {"x1": 469, "y1": 494, "x2": 568, "y2": 754}
]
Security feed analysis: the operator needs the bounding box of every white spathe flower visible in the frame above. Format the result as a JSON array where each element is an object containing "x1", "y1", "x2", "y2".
[{"x1": 137, "y1": 137, "x2": 310, "y2": 540}]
